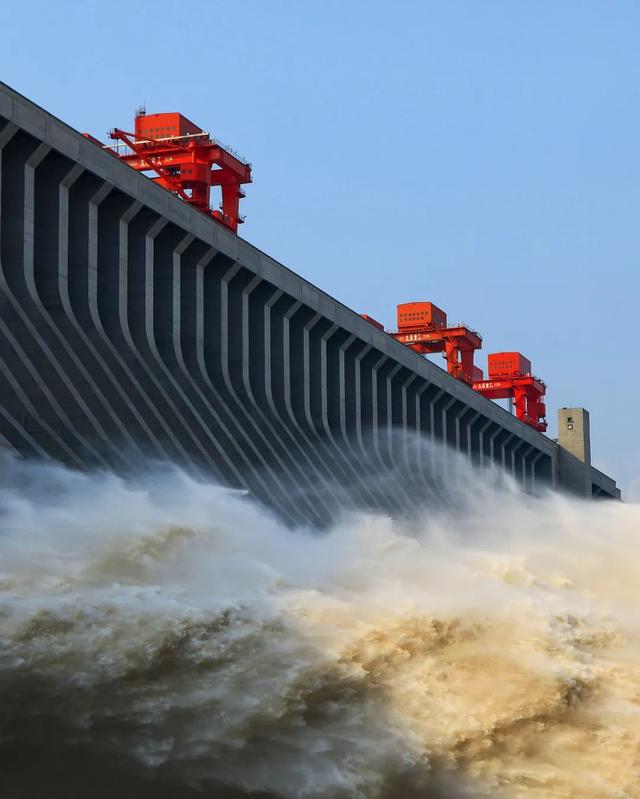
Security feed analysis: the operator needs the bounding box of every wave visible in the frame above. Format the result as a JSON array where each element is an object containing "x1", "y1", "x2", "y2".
[{"x1": 0, "y1": 453, "x2": 638, "y2": 797}]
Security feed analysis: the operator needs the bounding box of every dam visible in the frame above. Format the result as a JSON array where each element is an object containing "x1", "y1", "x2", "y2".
[{"x1": 0, "y1": 82, "x2": 619, "y2": 524}]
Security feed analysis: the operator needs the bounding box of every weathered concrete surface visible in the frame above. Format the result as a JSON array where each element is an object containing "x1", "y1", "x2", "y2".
[
  {"x1": 557, "y1": 407, "x2": 620, "y2": 499},
  {"x1": 0, "y1": 82, "x2": 619, "y2": 522}
]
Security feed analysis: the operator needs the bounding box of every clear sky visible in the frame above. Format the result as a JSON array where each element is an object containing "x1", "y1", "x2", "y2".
[{"x1": 2, "y1": 1, "x2": 639, "y2": 496}]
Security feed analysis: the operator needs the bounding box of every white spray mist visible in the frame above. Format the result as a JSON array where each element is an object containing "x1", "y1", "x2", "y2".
[{"x1": 0, "y1": 452, "x2": 638, "y2": 798}]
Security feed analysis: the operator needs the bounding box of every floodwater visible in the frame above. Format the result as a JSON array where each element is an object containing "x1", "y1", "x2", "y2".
[{"x1": 1, "y1": 454, "x2": 638, "y2": 798}]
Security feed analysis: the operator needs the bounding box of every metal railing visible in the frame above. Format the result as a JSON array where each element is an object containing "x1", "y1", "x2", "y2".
[{"x1": 102, "y1": 130, "x2": 251, "y2": 167}]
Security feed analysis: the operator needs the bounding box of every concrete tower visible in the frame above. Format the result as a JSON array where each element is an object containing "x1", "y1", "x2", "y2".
[{"x1": 557, "y1": 407, "x2": 592, "y2": 497}]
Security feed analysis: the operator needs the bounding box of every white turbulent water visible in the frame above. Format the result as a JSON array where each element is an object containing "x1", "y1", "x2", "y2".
[{"x1": 0, "y1": 457, "x2": 639, "y2": 798}]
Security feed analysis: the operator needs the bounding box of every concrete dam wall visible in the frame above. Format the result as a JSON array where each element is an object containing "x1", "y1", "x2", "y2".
[{"x1": 0, "y1": 82, "x2": 619, "y2": 524}]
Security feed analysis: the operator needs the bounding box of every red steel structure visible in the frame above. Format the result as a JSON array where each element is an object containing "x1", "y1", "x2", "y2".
[
  {"x1": 387, "y1": 303, "x2": 547, "y2": 432},
  {"x1": 86, "y1": 110, "x2": 251, "y2": 233},
  {"x1": 359, "y1": 313, "x2": 385, "y2": 331},
  {"x1": 390, "y1": 302, "x2": 482, "y2": 384},
  {"x1": 473, "y1": 352, "x2": 547, "y2": 432}
]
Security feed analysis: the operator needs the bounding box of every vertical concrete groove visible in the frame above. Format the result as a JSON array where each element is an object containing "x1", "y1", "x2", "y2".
[
  {"x1": 0, "y1": 131, "x2": 99, "y2": 465},
  {"x1": 24, "y1": 145, "x2": 133, "y2": 466}
]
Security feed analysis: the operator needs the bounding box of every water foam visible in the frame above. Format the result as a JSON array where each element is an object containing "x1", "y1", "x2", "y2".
[{"x1": 0, "y1": 455, "x2": 638, "y2": 798}]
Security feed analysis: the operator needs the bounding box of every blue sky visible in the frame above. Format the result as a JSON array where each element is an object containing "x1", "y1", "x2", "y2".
[{"x1": 2, "y1": 1, "x2": 639, "y2": 495}]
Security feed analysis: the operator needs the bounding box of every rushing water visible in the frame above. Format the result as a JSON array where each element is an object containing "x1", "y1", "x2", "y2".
[{"x1": 0, "y1": 453, "x2": 638, "y2": 798}]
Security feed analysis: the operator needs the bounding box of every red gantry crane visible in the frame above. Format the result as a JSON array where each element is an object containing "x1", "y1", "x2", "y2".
[
  {"x1": 473, "y1": 352, "x2": 547, "y2": 432},
  {"x1": 85, "y1": 109, "x2": 252, "y2": 233},
  {"x1": 389, "y1": 302, "x2": 482, "y2": 384},
  {"x1": 363, "y1": 302, "x2": 548, "y2": 432}
]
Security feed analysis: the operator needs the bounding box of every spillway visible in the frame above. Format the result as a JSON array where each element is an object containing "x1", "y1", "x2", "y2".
[{"x1": 0, "y1": 82, "x2": 619, "y2": 523}]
